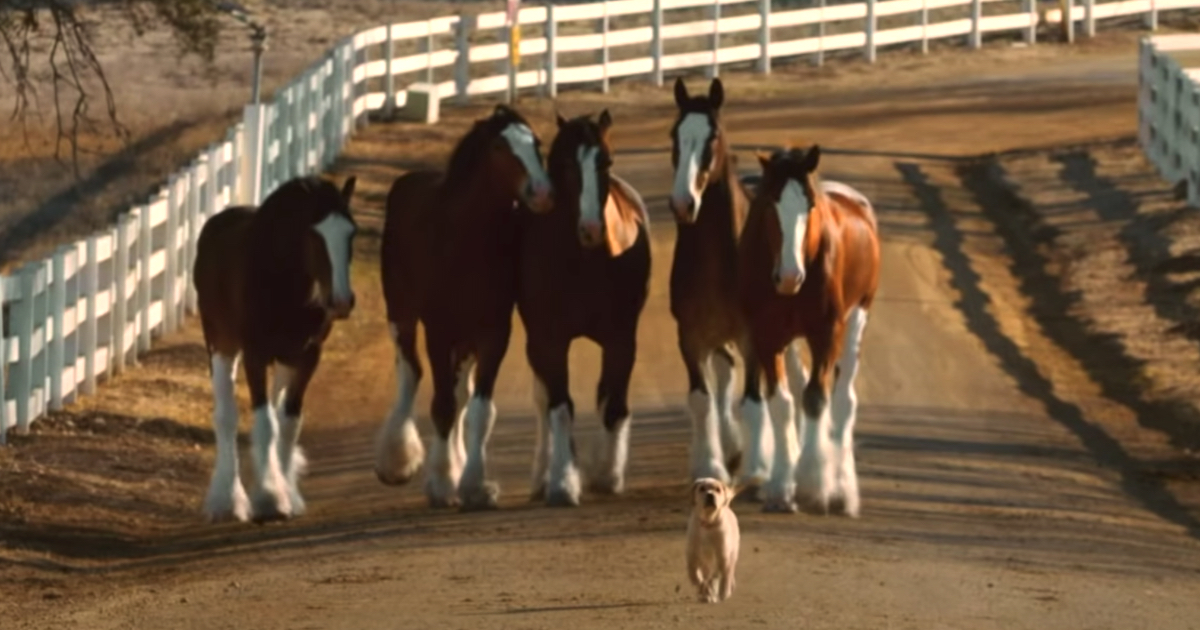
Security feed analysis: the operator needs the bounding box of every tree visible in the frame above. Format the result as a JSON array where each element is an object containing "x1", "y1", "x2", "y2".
[{"x1": 0, "y1": 0, "x2": 224, "y2": 173}]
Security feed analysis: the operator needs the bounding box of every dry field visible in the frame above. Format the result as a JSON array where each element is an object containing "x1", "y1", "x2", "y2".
[{"x1": 4, "y1": 5, "x2": 1200, "y2": 628}]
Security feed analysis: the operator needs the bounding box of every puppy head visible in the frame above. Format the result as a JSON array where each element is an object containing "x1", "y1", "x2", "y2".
[{"x1": 691, "y1": 477, "x2": 732, "y2": 524}]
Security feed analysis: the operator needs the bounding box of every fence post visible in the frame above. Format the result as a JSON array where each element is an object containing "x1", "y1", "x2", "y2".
[
  {"x1": 164, "y1": 176, "x2": 180, "y2": 335},
  {"x1": 186, "y1": 162, "x2": 202, "y2": 315},
  {"x1": 757, "y1": 0, "x2": 770, "y2": 74},
  {"x1": 1061, "y1": 0, "x2": 1074, "y2": 44},
  {"x1": 49, "y1": 247, "x2": 67, "y2": 409},
  {"x1": 508, "y1": 22, "x2": 519, "y2": 104},
  {"x1": 207, "y1": 145, "x2": 222, "y2": 215},
  {"x1": 1084, "y1": 0, "x2": 1095, "y2": 37},
  {"x1": 598, "y1": 2, "x2": 611, "y2": 92},
  {"x1": 105, "y1": 227, "x2": 117, "y2": 379},
  {"x1": 34, "y1": 261, "x2": 49, "y2": 416},
  {"x1": 969, "y1": 0, "x2": 981, "y2": 49},
  {"x1": 63, "y1": 245, "x2": 80, "y2": 394},
  {"x1": 0, "y1": 278, "x2": 7, "y2": 445},
  {"x1": 242, "y1": 104, "x2": 267, "y2": 206},
  {"x1": 708, "y1": 0, "x2": 720, "y2": 79},
  {"x1": 384, "y1": 25, "x2": 396, "y2": 119},
  {"x1": 114, "y1": 213, "x2": 130, "y2": 374},
  {"x1": 356, "y1": 40, "x2": 370, "y2": 131},
  {"x1": 545, "y1": 5, "x2": 558, "y2": 97},
  {"x1": 652, "y1": 0, "x2": 663, "y2": 86},
  {"x1": 343, "y1": 42, "x2": 356, "y2": 141},
  {"x1": 865, "y1": 0, "x2": 876, "y2": 63},
  {"x1": 816, "y1": 0, "x2": 826, "y2": 66},
  {"x1": 138, "y1": 202, "x2": 152, "y2": 353},
  {"x1": 82, "y1": 235, "x2": 98, "y2": 397},
  {"x1": 455, "y1": 14, "x2": 474, "y2": 105},
  {"x1": 12, "y1": 266, "x2": 34, "y2": 433},
  {"x1": 1023, "y1": 0, "x2": 1036, "y2": 44},
  {"x1": 426, "y1": 20, "x2": 436, "y2": 85},
  {"x1": 1146, "y1": 0, "x2": 1158, "y2": 30}
]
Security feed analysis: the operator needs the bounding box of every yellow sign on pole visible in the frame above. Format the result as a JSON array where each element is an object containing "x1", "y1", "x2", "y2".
[{"x1": 511, "y1": 24, "x2": 521, "y2": 66}]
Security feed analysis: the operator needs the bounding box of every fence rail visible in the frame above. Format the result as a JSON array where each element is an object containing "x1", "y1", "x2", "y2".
[
  {"x1": 1, "y1": 0, "x2": 1191, "y2": 443},
  {"x1": 1138, "y1": 33, "x2": 1200, "y2": 206}
]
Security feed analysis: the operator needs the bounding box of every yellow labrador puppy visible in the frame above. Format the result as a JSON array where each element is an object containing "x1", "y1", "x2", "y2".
[{"x1": 686, "y1": 477, "x2": 740, "y2": 603}]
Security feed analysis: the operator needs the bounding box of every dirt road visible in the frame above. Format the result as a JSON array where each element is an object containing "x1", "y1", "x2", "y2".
[{"x1": 5, "y1": 33, "x2": 1200, "y2": 629}]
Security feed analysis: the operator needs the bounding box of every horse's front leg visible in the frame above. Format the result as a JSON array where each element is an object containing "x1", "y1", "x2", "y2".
[
  {"x1": 245, "y1": 350, "x2": 293, "y2": 523},
  {"x1": 424, "y1": 332, "x2": 463, "y2": 509},
  {"x1": 735, "y1": 336, "x2": 774, "y2": 502},
  {"x1": 680, "y1": 332, "x2": 729, "y2": 484},
  {"x1": 529, "y1": 338, "x2": 580, "y2": 507},
  {"x1": 589, "y1": 332, "x2": 636, "y2": 495},
  {"x1": 829, "y1": 306, "x2": 869, "y2": 517},
  {"x1": 458, "y1": 326, "x2": 510, "y2": 512},
  {"x1": 203, "y1": 351, "x2": 250, "y2": 523},
  {"x1": 273, "y1": 344, "x2": 321, "y2": 518},
  {"x1": 796, "y1": 320, "x2": 845, "y2": 515},
  {"x1": 711, "y1": 345, "x2": 744, "y2": 477},
  {"x1": 761, "y1": 349, "x2": 800, "y2": 514}
]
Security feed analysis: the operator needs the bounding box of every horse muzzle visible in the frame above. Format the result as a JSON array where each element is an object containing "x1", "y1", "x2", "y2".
[
  {"x1": 526, "y1": 181, "x2": 554, "y2": 214},
  {"x1": 773, "y1": 270, "x2": 803, "y2": 296},
  {"x1": 670, "y1": 196, "x2": 697, "y2": 224},
  {"x1": 578, "y1": 219, "x2": 603, "y2": 248}
]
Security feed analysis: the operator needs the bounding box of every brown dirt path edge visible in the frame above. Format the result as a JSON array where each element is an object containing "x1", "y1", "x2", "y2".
[{"x1": 7, "y1": 30, "x2": 1200, "y2": 630}]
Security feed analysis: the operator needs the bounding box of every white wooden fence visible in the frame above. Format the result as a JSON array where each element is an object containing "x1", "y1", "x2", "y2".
[
  {"x1": 1, "y1": 0, "x2": 1190, "y2": 444},
  {"x1": 1139, "y1": 33, "x2": 1200, "y2": 206}
]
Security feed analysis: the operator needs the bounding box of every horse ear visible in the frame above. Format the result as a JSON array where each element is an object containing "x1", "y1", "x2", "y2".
[
  {"x1": 340, "y1": 175, "x2": 357, "y2": 202},
  {"x1": 755, "y1": 150, "x2": 772, "y2": 171},
  {"x1": 598, "y1": 109, "x2": 613, "y2": 134},
  {"x1": 674, "y1": 77, "x2": 689, "y2": 108},
  {"x1": 802, "y1": 145, "x2": 821, "y2": 172},
  {"x1": 493, "y1": 103, "x2": 512, "y2": 118},
  {"x1": 708, "y1": 78, "x2": 724, "y2": 110},
  {"x1": 556, "y1": 111, "x2": 567, "y2": 128}
]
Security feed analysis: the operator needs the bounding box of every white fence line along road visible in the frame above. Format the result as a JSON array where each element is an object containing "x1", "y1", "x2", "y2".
[
  {"x1": 1138, "y1": 33, "x2": 1200, "y2": 207},
  {"x1": 0, "y1": 0, "x2": 1187, "y2": 444}
]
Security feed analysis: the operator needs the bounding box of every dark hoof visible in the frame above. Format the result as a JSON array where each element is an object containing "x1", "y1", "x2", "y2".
[
  {"x1": 425, "y1": 491, "x2": 461, "y2": 509},
  {"x1": 587, "y1": 474, "x2": 625, "y2": 496},
  {"x1": 762, "y1": 498, "x2": 799, "y2": 514},
  {"x1": 725, "y1": 453, "x2": 743, "y2": 477},
  {"x1": 827, "y1": 495, "x2": 847, "y2": 515},
  {"x1": 375, "y1": 468, "x2": 419, "y2": 486},
  {"x1": 546, "y1": 488, "x2": 581, "y2": 508},
  {"x1": 733, "y1": 484, "x2": 762, "y2": 504},
  {"x1": 797, "y1": 496, "x2": 831, "y2": 516},
  {"x1": 529, "y1": 484, "x2": 547, "y2": 503},
  {"x1": 250, "y1": 508, "x2": 292, "y2": 525},
  {"x1": 459, "y1": 482, "x2": 500, "y2": 512}
]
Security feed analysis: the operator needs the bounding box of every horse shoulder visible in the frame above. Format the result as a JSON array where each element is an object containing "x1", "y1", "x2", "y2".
[{"x1": 605, "y1": 173, "x2": 650, "y2": 258}]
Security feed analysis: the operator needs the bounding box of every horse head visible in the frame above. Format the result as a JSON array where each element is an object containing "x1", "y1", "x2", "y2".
[
  {"x1": 753, "y1": 144, "x2": 823, "y2": 296},
  {"x1": 298, "y1": 175, "x2": 359, "y2": 318},
  {"x1": 669, "y1": 77, "x2": 727, "y2": 224},
  {"x1": 471, "y1": 104, "x2": 553, "y2": 213},
  {"x1": 550, "y1": 109, "x2": 616, "y2": 248}
]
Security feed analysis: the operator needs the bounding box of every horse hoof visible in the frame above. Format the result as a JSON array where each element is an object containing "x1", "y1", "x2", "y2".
[
  {"x1": 250, "y1": 508, "x2": 292, "y2": 525},
  {"x1": 545, "y1": 488, "x2": 581, "y2": 508},
  {"x1": 724, "y1": 453, "x2": 743, "y2": 477},
  {"x1": 460, "y1": 482, "x2": 500, "y2": 512},
  {"x1": 797, "y1": 496, "x2": 831, "y2": 516},
  {"x1": 204, "y1": 509, "x2": 249, "y2": 525},
  {"x1": 733, "y1": 484, "x2": 762, "y2": 504},
  {"x1": 376, "y1": 467, "x2": 420, "y2": 486},
  {"x1": 587, "y1": 474, "x2": 625, "y2": 496},
  {"x1": 762, "y1": 498, "x2": 799, "y2": 514}
]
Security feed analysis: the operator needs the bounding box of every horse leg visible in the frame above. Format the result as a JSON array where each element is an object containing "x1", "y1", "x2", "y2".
[
  {"x1": 423, "y1": 333, "x2": 462, "y2": 509},
  {"x1": 829, "y1": 306, "x2": 868, "y2": 517},
  {"x1": 452, "y1": 355, "x2": 476, "y2": 493},
  {"x1": 735, "y1": 336, "x2": 773, "y2": 501},
  {"x1": 273, "y1": 344, "x2": 321, "y2": 517},
  {"x1": 203, "y1": 351, "x2": 250, "y2": 523},
  {"x1": 245, "y1": 350, "x2": 293, "y2": 523},
  {"x1": 458, "y1": 323, "x2": 508, "y2": 512},
  {"x1": 375, "y1": 319, "x2": 426, "y2": 485},
  {"x1": 784, "y1": 340, "x2": 808, "y2": 453},
  {"x1": 530, "y1": 340, "x2": 580, "y2": 507},
  {"x1": 680, "y1": 333, "x2": 728, "y2": 484},
  {"x1": 712, "y1": 345, "x2": 743, "y2": 476},
  {"x1": 762, "y1": 351, "x2": 800, "y2": 514},
  {"x1": 795, "y1": 323, "x2": 845, "y2": 515},
  {"x1": 588, "y1": 332, "x2": 636, "y2": 495}
]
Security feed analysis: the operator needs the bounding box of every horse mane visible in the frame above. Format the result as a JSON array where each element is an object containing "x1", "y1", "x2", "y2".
[{"x1": 442, "y1": 104, "x2": 534, "y2": 192}]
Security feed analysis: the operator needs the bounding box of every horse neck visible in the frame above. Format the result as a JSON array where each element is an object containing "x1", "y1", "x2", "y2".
[
  {"x1": 805, "y1": 178, "x2": 837, "y2": 264},
  {"x1": 444, "y1": 172, "x2": 518, "y2": 226}
]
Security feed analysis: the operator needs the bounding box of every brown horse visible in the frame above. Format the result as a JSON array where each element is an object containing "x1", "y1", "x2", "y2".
[
  {"x1": 667, "y1": 76, "x2": 804, "y2": 496},
  {"x1": 194, "y1": 174, "x2": 359, "y2": 524},
  {"x1": 374, "y1": 104, "x2": 553, "y2": 511},
  {"x1": 518, "y1": 110, "x2": 651, "y2": 507},
  {"x1": 738, "y1": 144, "x2": 880, "y2": 516}
]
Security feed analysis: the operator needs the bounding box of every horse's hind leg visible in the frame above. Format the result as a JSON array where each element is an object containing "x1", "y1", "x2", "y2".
[
  {"x1": 680, "y1": 333, "x2": 729, "y2": 484},
  {"x1": 530, "y1": 364, "x2": 552, "y2": 502},
  {"x1": 589, "y1": 333, "x2": 636, "y2": 495},
  {"x1": 458, "y1": 327, "x2": 510, "y2": 512},
  {"x1": 204, "y1": 351, "x2": 250, "y2": 523},
  {"x1": 245, "y1": 350, "x2": 294, "y2": 523},
  {"x1": 711, "y1": 345, "x2": 743, "y2": 477},
  {"x1": 828, "y1": 307, "x2": 868, "y2": 517},
  {"x1": 375, "y1": 318, "x2": 426, "y2": 486},
  {"x1": 452, "y1": 355, "x2": 476, "y2": 488}
]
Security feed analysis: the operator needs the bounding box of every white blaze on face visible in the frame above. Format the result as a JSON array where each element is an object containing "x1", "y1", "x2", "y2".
[
  {"x1": 671, "y1": 113, "x2": 711, "y2": 214},
  {"x1": 776, "y1": 178, "x2": 811, "y2": 285},
  {"x1": 577, "y1": 144, "x2": 602, "y2": 230},
  {"x1": 313, "y1": 211, "x2": 355, "y2": 306},
  {"x1": 501, "y1": 122, "x2": 550, "y2": 196}
]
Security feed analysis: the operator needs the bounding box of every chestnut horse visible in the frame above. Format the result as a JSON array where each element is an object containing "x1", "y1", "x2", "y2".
[
  {"x1": 374, "y1": 104, "x2": 553, "y2": 511},
  {"x1": 667, "y1": 76, "x2": 803, "y2": 495},
  {"x1": 738, "y1": 145, "x2": 880, "y2": 516},
  {"x1": 518, "y1": 110, "x2": 651, "y2": 507},
  {"x1": 194, "y1": 174, "x2": 359, "y2": 524}
]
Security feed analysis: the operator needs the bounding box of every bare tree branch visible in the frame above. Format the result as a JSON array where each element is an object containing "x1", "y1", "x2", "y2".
[{"x1": 0, "y1": 0, "x2": 224, "y2": 176}]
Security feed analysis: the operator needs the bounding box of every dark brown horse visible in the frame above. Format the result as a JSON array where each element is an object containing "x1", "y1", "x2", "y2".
[
  {"x1": 668, "y1": 76, "x2": 805, "y2": 497},
  {"x1": 194, "y1": 174, "x2": 359, "y2": 524},
  {"x1": 374, "y1": 104, "x2": 553, "y2": 511},
  {"x1": 518, "y1": 110, "x2": 651, "y2": 507},
  {"x1": 738, "y1": 145, "x2": 880, "y2": 516}
]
